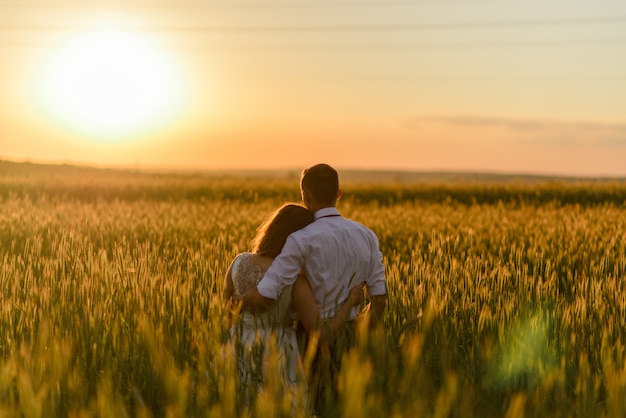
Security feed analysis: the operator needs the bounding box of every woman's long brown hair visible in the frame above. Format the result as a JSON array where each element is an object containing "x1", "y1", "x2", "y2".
[{"x1": 251, "y1": 203, "x2": 314, "y2": 258}]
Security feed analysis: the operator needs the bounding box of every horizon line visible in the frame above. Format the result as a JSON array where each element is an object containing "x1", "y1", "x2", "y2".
[{"x1": 2, "y1": 157, "x2": 626, "y2": 181}]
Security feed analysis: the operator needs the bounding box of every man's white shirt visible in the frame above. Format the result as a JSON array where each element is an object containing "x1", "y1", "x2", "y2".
[{"x1": 257, "y1": 207, "x2": 386, "y2": 320}]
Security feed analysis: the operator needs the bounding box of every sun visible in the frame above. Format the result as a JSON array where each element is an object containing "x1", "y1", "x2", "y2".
[{"x1": 36, "y1": 29, "x2": 187, "y2": 141}]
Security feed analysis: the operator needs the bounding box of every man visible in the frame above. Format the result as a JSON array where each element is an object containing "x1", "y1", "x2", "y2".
[{"x1": 243, "y1": 163, "x2": 387, "y2": 413}]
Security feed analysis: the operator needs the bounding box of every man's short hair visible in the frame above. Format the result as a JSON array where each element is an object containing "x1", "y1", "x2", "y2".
[{"x1": 301, "y1": 163, "x2": 339, "y2": 204}]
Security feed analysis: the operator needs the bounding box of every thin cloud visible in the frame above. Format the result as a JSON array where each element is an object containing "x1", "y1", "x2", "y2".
[{"x1": 405, "y1": 115, "x2": 626, "y2": 147}]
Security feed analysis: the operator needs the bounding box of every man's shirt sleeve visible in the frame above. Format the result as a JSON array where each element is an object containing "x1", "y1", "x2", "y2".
[
  {"x1": 257, "y1": 234, "x2": 305, "y2": 299},
  {"x1": 366, "y1": 235, "x2": 387, "y2": 296}
]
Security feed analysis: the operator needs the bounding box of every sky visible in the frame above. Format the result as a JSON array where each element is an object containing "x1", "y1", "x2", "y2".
[{"x1": 1, "y1": 0, "x2": 625, "y2": 177}]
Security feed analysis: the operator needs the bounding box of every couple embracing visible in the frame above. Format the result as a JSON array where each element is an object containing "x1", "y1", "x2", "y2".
[{"x1": 222, "y1": 163, "x2": 387, "y2": 415}]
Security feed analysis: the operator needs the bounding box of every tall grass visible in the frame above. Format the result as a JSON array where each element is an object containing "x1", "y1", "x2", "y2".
[{"x1": 0, "y1": 163, "x2": 625, "y2": 416}]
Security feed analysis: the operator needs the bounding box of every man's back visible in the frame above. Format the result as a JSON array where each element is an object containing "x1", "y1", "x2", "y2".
[{"x1": 257, "y1": 207, "x2": 386, "y2": 320}]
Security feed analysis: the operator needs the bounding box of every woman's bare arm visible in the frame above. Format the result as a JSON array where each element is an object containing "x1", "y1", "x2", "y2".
[
  {"x1": 222, "y1": 259, "x2": 238, "y2": 328},
  {"x1": 223, "y1": 259, "x2": 236, "y2": 302},
  {"x1": 292, "y1": 274, "x2": 364, "y2": 342}
]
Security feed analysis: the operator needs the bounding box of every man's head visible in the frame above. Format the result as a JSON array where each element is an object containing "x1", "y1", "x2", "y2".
[{"x1": 300, "y1": 163, "x2": 342, "y2": 211}]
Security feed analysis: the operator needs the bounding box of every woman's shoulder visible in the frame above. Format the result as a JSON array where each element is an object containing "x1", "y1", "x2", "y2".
[
  {"x1": 248, "y1": 253, "x2": 274, "y2": 271},
  {"x1": 232, "y1": 252, "x2": 264, "y2": 296},
  {"x1": 232, "y1": 252, "x2": 274, "y2": 274},
  {"x1": 231, "y1": 251, "x2": 250, "y2": 269},
  {"x1": 234, "y1": 251, "x2": 253, "y2": 262}
]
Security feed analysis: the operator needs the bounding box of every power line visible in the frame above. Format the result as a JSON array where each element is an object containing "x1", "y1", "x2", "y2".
[
  {"x1": 0, "y1": 0, "x2": 539, "y2": 11},
  {"x1": 3, "y1": 36, "x2": 626, "y2": 51},
  {"x1": 1, "y1": 60, "x2": 623, "y2": 81},
  {"x1": 201, "y1": 74, "x2": 626, "y2": 82},
  {"x1": 2, "y1": 15, "x2": 626, "y2": 33},
  {"x1": 185, "y1": 37, "x2": 626, "y2": 51},
  {"x1": 152, "y1": 16, "x2": 626, "y2": 33}
]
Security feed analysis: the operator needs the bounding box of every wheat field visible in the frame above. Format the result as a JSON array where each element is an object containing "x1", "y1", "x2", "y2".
[{"x1": 1, "y1": 162, "x2": 625, "y2": 417}]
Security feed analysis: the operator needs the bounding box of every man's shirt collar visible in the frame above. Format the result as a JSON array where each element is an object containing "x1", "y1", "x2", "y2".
[{"x1": 314, "y1": 207, "x2": 341, "y2": 220}]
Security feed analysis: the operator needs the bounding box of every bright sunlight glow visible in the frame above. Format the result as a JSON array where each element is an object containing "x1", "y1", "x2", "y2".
[{"x1": 36, "y1": 29, "x2": 187, "y2": 141}]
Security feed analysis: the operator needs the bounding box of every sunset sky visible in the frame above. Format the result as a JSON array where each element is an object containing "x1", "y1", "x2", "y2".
[{"x1": 1, "y1": 0, "x2": 625, "y2": 177}]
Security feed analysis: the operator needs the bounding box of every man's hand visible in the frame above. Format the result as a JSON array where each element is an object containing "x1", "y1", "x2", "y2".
[
  {"x1": 347, "y1": 282, "x2": 366, "y2": 308},
  {"x1": 369, "y1": 294, "x2": 387, "y2": 325}
]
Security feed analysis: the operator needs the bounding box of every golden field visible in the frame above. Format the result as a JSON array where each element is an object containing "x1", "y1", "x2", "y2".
[{"x1": 1, "y1": 161, "x2": 625, "y2": 417}]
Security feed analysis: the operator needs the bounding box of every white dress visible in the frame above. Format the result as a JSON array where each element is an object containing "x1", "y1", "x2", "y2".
[{"x1": 230, "y1": 252, "x2": 303, "y2": 391}]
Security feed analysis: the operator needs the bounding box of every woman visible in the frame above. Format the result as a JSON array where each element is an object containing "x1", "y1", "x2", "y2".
[{"x1": 222, "y1": 203, "x2": 363, "y2": 396}]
